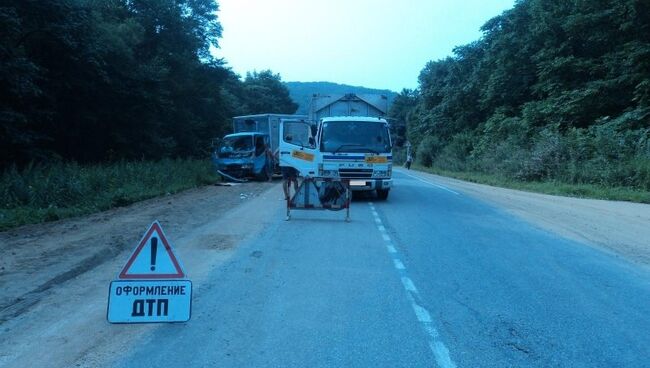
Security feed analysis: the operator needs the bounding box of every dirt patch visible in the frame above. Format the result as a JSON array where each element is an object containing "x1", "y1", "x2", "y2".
[
  {"x1": 0, "y1": 180, "x2": 284, "y2": 368},
  {"x1": 0, "y1": 182, "x2": 274, "y2": 322},
  {"x1": 406, "y1": 169, "x2": 650, "y2": 266}
]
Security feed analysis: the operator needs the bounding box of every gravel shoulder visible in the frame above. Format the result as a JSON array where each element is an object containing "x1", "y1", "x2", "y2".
[
  {"x1": 403, "y1": 168, "x2": 650, "y2": 266},
  {"x1": 0, "y1": 181, "x2": 283, "y2": 367}
]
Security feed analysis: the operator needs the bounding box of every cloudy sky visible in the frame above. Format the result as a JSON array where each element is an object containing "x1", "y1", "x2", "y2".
[{"x1": 212, "y1": 0, "x2": 515, "y2": 91}]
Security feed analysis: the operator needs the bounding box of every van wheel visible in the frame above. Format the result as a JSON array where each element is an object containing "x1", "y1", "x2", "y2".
[{"x1": 376, "y1": 189, "x2": 389, "y2": 200}]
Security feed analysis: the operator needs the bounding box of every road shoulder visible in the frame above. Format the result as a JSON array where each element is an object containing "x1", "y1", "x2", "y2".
[
  {"x1": 0, "y1": 181, "x2": 282, "y2": 368},
  {"x1": 400, "y1": 168, "x2": 650, "y2": 266}
]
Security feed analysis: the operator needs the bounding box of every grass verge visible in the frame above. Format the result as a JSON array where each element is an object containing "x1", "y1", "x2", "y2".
[
  {"x1": 0, "y1": 159, "x2": 219, "y2": 231},
  {"x1": 411, "y1": 165, "x2": 650, "y2": 204}
]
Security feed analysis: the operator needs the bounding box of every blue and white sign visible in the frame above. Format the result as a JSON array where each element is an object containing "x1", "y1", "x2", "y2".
[
  {"x1": 107, "y1": 221, "x2": 191, "y2": 324},
  {"x1": 107, "y1": 280, "x2": 192, "y2": 323}
]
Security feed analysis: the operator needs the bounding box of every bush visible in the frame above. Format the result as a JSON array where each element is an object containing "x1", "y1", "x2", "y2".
[
  {"x1": 416, "y1": 136, "x2": 444, "y2": 167},
  {"x1": 0, "y1": 159, "x2": 218, "y2": 230},
  {"x1": 434, "y1": 132, "x2": 474, "y2": 171},
  {"x1": 518, "y1": 126, "x2": 565, "y2": 181}
]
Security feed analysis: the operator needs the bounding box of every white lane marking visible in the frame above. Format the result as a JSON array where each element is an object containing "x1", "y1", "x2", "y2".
[
  {"x1": 399, "y1": 171, "x2": 460, "y2": 195},
  {"x1": 413, "y1": 304, "x2": 432, "y2": 323},
  {"x1": 430, "y1": 341, "x2": 457, "y2": 368},
  {"x1": 393, "y1": 259, "x2": 405, "y2": 270},
  {"x1": 405, "y1": 293, "x2": 457, "y2": 368},
  {"x1": 369, "y1": 202, "x2": 374, "y2": 206},
  {"x1": 368, "y1": 202, "x2": 457, "y2": 368},
  {"x1": 401, "y1": 277, "x2": 418, "y2": 293}
]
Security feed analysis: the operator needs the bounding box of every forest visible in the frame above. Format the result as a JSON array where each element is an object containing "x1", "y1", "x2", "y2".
[
  {"x1": 390, "y1": 0, "x2": 650, "y2": 191},
  {"x1": 0, "y1": 0, "x2": 297, "y2": 168},
  {"x1": 0, "y1": 0, "x2": 298, "y2": 228}
]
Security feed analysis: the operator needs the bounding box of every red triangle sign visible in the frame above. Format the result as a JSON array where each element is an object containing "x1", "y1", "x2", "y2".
[{"x1": 119, "y1": 221, "x2": 185, "y2": 279}]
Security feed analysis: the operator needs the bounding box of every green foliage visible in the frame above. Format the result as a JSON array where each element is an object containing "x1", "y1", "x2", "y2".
[
  {"x1": 0, "y1": 159, "x2": 218, "y2": 230},
  {"x1": 403, "y1": 0, "x2": 650, "y2": 195},
  {"x1": 243, "y1": 70, "x2": 298, "y2": 114},
  {"x1": 416, "y1": 136, "x2": 444, "y2": 167},
  {"x1": 1, "y1": 0, "x2": 297, "y2": 168}
]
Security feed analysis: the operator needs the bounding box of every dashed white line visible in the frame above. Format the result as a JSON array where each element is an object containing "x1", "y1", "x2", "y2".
[
  {"x1": 401, "y1": 277, "x2": 418, "y2": 293},
  {"x1": 412, "y1": 304, "x2": 432, "y2": 323},
  {"x1": 393, "y1": 259, "x2": 405, "y2": 270},
  {"x1": 369, "y1": 202, "x2": 457, "y2": 368},
  {"x1": 430, "y1": 342, "x2": 457, "y2": 368},
  {"x1": 399, "y1": 171, "x2": 460, "y2": 195}
]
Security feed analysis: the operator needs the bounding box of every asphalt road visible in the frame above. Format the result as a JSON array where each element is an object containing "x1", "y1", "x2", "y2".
[{"x1": 114, "y1": 169, "x2": 650, "y2": 367}]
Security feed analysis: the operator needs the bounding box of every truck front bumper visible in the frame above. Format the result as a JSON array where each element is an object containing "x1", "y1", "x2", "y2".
[{"x1": 348, "y1": 178, "x2": 392, "y2": 191}]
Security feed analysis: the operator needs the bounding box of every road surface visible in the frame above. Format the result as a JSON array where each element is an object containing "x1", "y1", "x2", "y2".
[{"x1": 1, "y1": 169, "x2": 649, "y2": 367}]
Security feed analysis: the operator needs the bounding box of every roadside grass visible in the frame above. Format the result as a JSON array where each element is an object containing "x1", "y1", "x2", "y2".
[
  {"x1": 0, "y1": 159, "x2": 219, "y2": 231},
  {"x1": 410, "y1": 164, "x2": 650, "y2": 204}
]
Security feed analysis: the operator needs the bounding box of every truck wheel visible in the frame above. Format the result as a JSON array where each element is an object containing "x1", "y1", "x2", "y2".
[{"x1": 376, "y1": 189, "x2": 389, "y2": 200}]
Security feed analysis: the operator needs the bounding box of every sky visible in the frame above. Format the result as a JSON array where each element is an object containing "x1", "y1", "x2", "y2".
[{"x1": 212, "y1": 0, "x2": 516, "y2": 92}]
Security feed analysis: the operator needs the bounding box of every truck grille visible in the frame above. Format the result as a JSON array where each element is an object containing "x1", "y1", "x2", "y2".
[{"x1": 339, "y1": 168, "x2": 373, "y2": 179}]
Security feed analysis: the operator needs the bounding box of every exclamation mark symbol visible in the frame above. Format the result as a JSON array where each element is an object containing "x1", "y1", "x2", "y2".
[{"x1": 150, "y1": 237, "x2": 157, "y2": 271}]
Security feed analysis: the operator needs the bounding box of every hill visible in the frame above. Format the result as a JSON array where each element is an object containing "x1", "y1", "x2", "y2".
[{"x1": 285, "y1": 81, "x2": 397, "y2": 115}]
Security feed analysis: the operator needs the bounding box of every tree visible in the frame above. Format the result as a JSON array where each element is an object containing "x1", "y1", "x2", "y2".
[{"x1": 243, "y1": 70, "x2": 298, "y2": 114}]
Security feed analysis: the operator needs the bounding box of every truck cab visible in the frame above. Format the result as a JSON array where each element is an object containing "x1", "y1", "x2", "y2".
[{"x1": 279, "y1": 116, "x2": 393, "y2": 199}]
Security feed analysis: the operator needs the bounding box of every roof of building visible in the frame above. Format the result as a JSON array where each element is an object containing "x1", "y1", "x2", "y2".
[{"x1": 310, "y1": 93, "x2": 388, "y2": 115}]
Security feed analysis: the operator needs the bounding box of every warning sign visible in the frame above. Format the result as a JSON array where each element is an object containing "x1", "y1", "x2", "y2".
[
  {"x1": 108, "y1": 221, "x2": 191, "y2": 324},
  {"x1": 118, "y1": 221, "x2": 185, "y2": 279},
  {"x1": 107, "y1": 280, "x2": 192, "y2": 323}
]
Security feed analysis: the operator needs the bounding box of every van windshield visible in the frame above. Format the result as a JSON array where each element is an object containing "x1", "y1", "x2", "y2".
[
  {"x1": 218, "y1": 135, "x2": 253, "y2": 157},
  {"x1": 320, "y1": 121, "x2": 391, "y2": 153}
]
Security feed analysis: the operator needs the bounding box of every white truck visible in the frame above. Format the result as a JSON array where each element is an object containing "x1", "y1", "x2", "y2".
[{"x1": 279, "y1": 94, "x2": 393, "y2": 199}]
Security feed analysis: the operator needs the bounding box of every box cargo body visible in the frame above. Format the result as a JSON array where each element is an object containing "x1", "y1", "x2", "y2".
[{"x1": 232, "y1": 114, "x2": 308, "y2": 154}]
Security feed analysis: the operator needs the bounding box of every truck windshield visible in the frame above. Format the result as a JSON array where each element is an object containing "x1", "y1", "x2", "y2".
[
  {"x1": 218, "y1": 135, "x2": 253, "y2": 157},
  {"x1": 320, "y1": 121, "x2": 391, "y2": 153}
]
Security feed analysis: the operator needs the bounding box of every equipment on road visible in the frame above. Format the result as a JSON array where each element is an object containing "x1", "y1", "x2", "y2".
[{"x1": 286, "y1": 177, "x2": 351, "y2": 221}]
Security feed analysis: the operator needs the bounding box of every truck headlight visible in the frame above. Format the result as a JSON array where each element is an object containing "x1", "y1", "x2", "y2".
[{"x1": 373, "y1": 170, "x2": 389, "y2": 178}]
